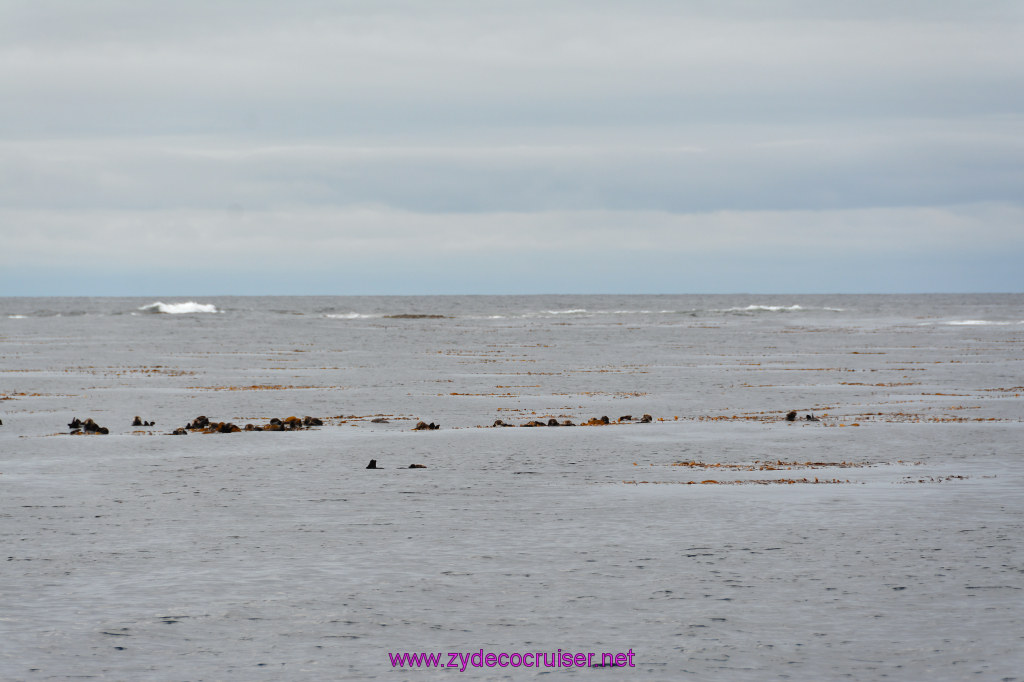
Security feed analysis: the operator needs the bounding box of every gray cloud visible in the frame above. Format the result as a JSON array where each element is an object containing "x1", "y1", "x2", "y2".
[
  {"x1": 4, "y1": 203, "x2": 1022, "y2": 294},
  {"x1": 5, "y1": 202, "x2": 1020, "y2": 265},
  {"x1": 1, "y1": 1, "x2": 1021, "y2": 294},
  {"x1": 3, "y1": 2, "x2": 1021, "y2": 135},
  {"x1": 2, "y1": 117, "x2": 1020, "y2": 214}
]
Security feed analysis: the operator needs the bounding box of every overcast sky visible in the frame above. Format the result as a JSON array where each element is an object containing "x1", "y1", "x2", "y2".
[{"x1": 2, "y1": 0, "x2": 1022, "y2": 295}]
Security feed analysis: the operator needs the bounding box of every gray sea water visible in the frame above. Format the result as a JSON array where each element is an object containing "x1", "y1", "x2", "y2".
[{"x1": 2, "y1": 294, "x2": 1023, "y2": 680}]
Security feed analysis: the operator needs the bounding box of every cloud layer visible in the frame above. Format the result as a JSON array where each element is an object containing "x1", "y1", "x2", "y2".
[{"x1": 2, "y1": 1, "x2": 1022, "y2": 294}]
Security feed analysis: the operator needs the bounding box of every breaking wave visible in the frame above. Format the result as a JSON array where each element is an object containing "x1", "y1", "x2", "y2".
[
  {"x1": 712, "y1": 304, "x2": 846, "y2": 314},
  {"x1": 717, "y1": 304, "x2": 804, "y2": 313},
  {"x1": 312, "y1": 303, "x2": 850, "y2": 321},
  {"x1": 139, "y1": 301, "x2": 220, "y2": 315},
  {"x1": 322, "y1": 312, "x2": 383, "y2": 319}
]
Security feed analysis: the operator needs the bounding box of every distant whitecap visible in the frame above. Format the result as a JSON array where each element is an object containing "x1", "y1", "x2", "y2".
[
  {"x1": 139, "y1": 301, "x2": 220, "y2": 314},
  {"x1": 322, "y1": 312, "x2": 383, "y2": 319},
  {"x1": 718, "y1": 304, "x2": 804, "y2": 313},
  {"x1": 945, "y1": 320, "x2": 1013, "y2": 326}
]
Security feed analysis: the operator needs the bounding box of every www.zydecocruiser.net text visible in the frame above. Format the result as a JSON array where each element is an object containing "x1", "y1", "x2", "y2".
[{"x1": 389, "y1": 649, "x2": 636, "y2": 671}]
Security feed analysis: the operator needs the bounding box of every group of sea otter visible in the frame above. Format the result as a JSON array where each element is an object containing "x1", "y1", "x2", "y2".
[
  {"x1": 59, "y1": 414, "x2": 329, "y2": 435},
  {"x1": 4, "y1": 410, "x2": 832, "y2": 435},
  {"x1": 0, "y1": 412, "x2": 668, "y2": 433},
  {"x1": 498, "y1": 414, "x2": 655, "y2": 428},
  {"x1": 169, "y1": 414, "x2": 326, "y2": 435},
  {"x1": 67, "y1": 416, "x2": 153, "y2": 434},
  {"x1": 68, "y1": 417, "x2": 110, "y2": 435}
]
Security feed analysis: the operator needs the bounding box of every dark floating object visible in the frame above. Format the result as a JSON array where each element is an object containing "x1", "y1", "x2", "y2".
[
  {"x1": 383, "y1": 314, "x2": 447, "y2": 319},
  {"x1": 786, "y1": 410, "x2": 798, "y2": 421},
  {"x1": 805, "y1": 414, "x2": 820, "y2": 422},
  {"x1": 520, "y1": 418, "x2": 576, "y2": 427},
  {"x1": 69, "y1": 417, "x2": 108, "y2": 434},
  {"x1": 188, "y1": 415, "x2": 211, "y2": 430},
  {"x1": 183, "y1": 414, "x2": 322, "y2": 433},
  {"x1": 366, "y1": 459, "x2": 379, "y2": 469},
  {"x1": 578, "y1": 414, "x2": 650, "y2": 426},
  {"x1": 54, "y1": 410, "x2": 671, "y2": 437},
  {"x1": 185, "y1": 419, "x2": 241, "y2": 433},
  {"x1": 408, "y1": 464, "x2": 426, "y2": 469}
]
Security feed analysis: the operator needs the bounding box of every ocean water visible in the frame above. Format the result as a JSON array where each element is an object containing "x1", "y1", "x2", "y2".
[{"x1": 1, "y1": 294, "x2": 1022, "y2": 680}]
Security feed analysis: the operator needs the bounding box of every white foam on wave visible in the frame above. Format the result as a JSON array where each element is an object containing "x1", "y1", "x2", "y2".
[
  {"x1": 718, "y1": 304, "x2": 805, "y2": 313},
  {"x1": 139, "y1": 301, "x2": 220, "y2": 314},
  {"x1": 518, "y1": 308, "x2": 590, "y2": 319},
  {"x1": 7, "y1": 314, "x2": 28, "y2": 319},
  {"x1": 323, "y1": 312, "x2": 382, "y2": 319},
  {"x1": 945, "y1": 320, "x2": 1014, "y2": 326}
]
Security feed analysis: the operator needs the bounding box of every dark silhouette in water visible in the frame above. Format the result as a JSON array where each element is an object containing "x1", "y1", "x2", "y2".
[
  {"x1": 366, "y1": 459, "x2": 379, "y2": 469},
  {"x1": 786, "y1": 411, "x2": 797, "y2": 421},
  {"x1": 69, "y1": 417, "x2": 108, "y2": 434}
]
